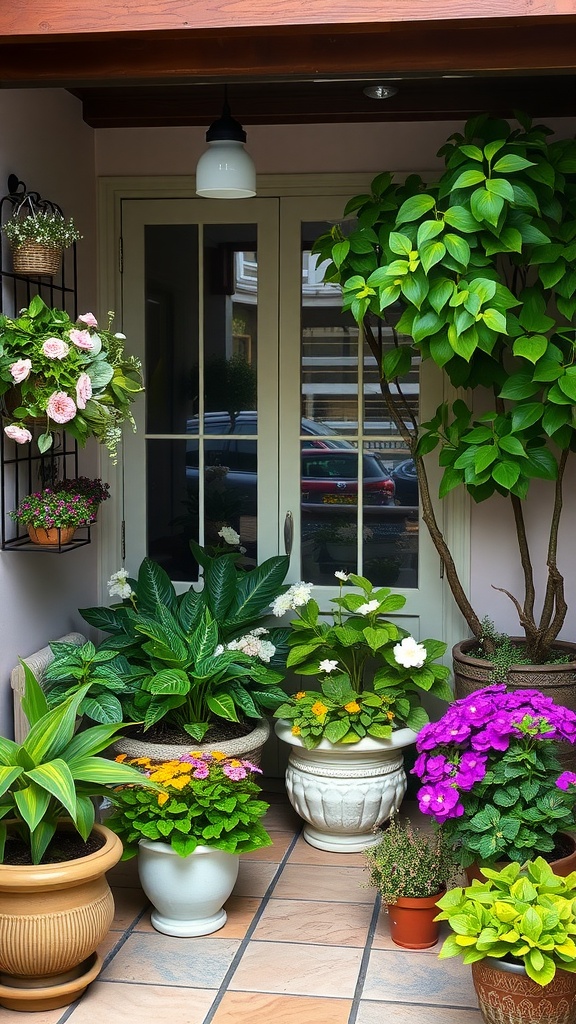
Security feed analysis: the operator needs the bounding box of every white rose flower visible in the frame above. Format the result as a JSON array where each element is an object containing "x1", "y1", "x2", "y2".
[
  {"x1": 218, "y1": 525, "x2": 240, "y2": 546},
  {"x1": 334, "y1": 570, "x2": 349, "y2": 582},
  {"x1": 358, "y1": 599, "x2": 380, "y2": 615},
  {"x1": 393, "y1": 636, "x2": 427, "y2": 669},
  {"x1": 319, "y1": 659, "x2": 339, "y2": 673}
]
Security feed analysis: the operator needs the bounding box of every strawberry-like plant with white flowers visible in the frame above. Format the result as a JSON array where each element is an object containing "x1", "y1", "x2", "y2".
[
  {"x1": 273, "y1": 572, "x2": 452, "y2": 747},
  {"x1": 0, "y1": 295, "x2": 143, "y2": 461}
]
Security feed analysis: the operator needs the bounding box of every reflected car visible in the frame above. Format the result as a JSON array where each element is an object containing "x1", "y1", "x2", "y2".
[
  {"x1": 301, "y1": 449, "x2": 396, "y2": 507},
  {"x1": 187, "y1": 411, "x2": 354, "y2": 449},
  {"x1": 390, "y1": 458, "x2": 418, "y2": 507}
]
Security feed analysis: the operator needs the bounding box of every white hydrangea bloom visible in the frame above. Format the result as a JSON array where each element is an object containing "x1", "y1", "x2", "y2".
[
  {"x1": 393, "y1": 636, "x2": 427, "y2": 669},
  {"x1": 226, "y1": 631, "x2": 276, "y2": 663},
  {"x1": 107, "y1": 569, "x2": 134, "y2": 600},
  {"x1": 357, "y1": 599, "x2": 380, "y2": 615},
  {"x1": 271, "y1": 592, "x2": 292, "y2": 617},
  {"x1": 319, "y1": 659, "x2": 339, "y2": 673},
  {"x1": 218, "y1": 525, "x2": 241, "y2": 546},
  {"x1": 271, "y1": 582, "x2": 313, "y2": 616}
]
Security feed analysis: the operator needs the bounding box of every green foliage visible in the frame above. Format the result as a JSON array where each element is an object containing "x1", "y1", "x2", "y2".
[
  {"x1": 2, "y1": 211, "x2": 81, "y2": 248},
  {"x1": 73, "y1": 550, "x2": 290, "y2": 739},
  {"x1": 436, "y1": 858, "x2": 576, "y2": 986},
  {"x1": 364, "y1": 816, "x2": 458, "y2": 903},
  {"x1": 0, "y1": 662, "x2": 159, "y2": 864},
  {"x1": 9, "y1": 489, "x2": 95, "y2": 529},
  {"x1": 273, "y1": 572, "x2": 451, "y2": 748},
  {"x1": 108, "y1": 752, "x2": 272, "y2": 859}
]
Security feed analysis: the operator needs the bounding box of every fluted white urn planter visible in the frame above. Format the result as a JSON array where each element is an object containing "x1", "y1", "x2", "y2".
[
  {"x1": 275, "y1": 720, "x2": 419, "y2": 853},
  {"x1": 138, "y1": 841, "x2": 240, "y2": 937}
]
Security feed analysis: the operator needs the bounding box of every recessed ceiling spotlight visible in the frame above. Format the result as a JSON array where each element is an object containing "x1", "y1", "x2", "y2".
[{"x1": 363, "y1": 84, "x2": 398, "y2": 100}]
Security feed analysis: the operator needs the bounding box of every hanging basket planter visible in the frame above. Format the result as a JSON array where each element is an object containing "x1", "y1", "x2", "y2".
[{"x1": 12, "y1": 241, "x2": 62, "y2": 276}]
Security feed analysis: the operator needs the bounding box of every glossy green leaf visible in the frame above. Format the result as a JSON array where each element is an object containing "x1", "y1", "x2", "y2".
[
  {"x1": 452, "y1": 170, "x2": 486, "y2": 189},
  {"x1": 20, "y1": 660, "x2": 49, "y2": 726},
  {"x1": 493, "y1": 154, "x2": 536, "y2": 173},
  {"x1": 512, "y1": 335, "x2": 548, "y2": 363},
  {"x1": 332, "y1": 240, "x2": 350, "y2": 268},
  {"x1": 492, "y1": 461, "x2": 520, "y2": 489},
  {"x1": 13, "y1": 782, "x2": 51, "y2": 832},
  {"x1": 23, "y1": 685, "x2": 90, "y2": 765},
  {"x1": 471, "y1": 188, "x2": 504, "y2": 226},
  {"x1": 443, "y1": 206, "x2": 479, "y2": 233},
  {"x1": 511, "y1": 403, "x2": 544, "y2": 431},
  {"x1": 388, "y1": 232, "x2": 412, "y2": 256},
  {"x1": 419, "y1": 241, "x2": 446, "y2": 274},
  {"x1": 26, "y1": 759, "x2": 77, "y2": 819},
  {"x1": 396, "y1": 194, "x2": 436, "y2": 225}
]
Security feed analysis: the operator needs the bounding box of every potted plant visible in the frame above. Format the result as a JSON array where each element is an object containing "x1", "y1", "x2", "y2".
[
  {"x1": 107, "y1": 749, "x2": 271, "y2": 936},
  {"x1": 435, "y1": 857, "x2": 576, "y2": 1023},
  {"x1": 364, "y1": 815, "x2": 458, "y2": 949},
  {"x1": 0, "y1": 663, "x2": 160, "y2": 1012},
  {"x1": 58, "y1": 475, "x2": 111, "y2": 520},
  {"x1": 9, "y1": 486, "x2": 95, "y2": 546},
  {"x1": 311, "y1": 114, "x2": 576, "y2": 710},
  {"x1": 412, "y1": 683, "x2": 576, "y2": 874},
  {"x1": 0, "y1": 294, "x2": 143, "y2": 461},
  {"x1": 48, "y1": 548, "x2": 291, "y2": 760},
  {"x1": 273, "y1": 570, "x2": 452, "y2": 852},
  {"x1": 2, "y1": 208, "x2": 81, "y2": 276}
]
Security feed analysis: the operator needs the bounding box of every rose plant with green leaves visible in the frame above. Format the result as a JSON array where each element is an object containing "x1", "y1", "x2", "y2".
[
  {"x1": 436, "y1": 857, "x2": 576, "y2": 986},
  {"x1": 273, "y1": 572, "x2": 452, "y2": 748},
  {"x1": 312, "y1": 113, "x2": 576, "y2": 663}
]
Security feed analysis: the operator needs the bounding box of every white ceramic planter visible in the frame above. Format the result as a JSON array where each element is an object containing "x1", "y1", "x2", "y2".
[
  {"x1": 275, "y1": 719, "x2": 418, "y2": 852},
  {"x1": 137, "y1": 841, "x2": 240, "y2": 937}
]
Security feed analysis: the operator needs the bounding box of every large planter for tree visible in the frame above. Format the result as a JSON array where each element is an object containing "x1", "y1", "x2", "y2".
[
  {"x1": 465, "y1": 832, "x2": 576, "y2": 885},
  {"x1": 0, "y1": 822, "x2": 122, "y2": 1012},
  {"x1": 138, "y1": 841, "x2": 240, "y2": 937},
  {"x1": 387, "y1": 891, "x2": 445, "y2": 950},
  {"x1": 110, "y1": 717, "x2": 270, "y2": 765},
  {"x1": 471, "y1": 957, "x2": 576, "y2": 1024},
  {"x1": 453, "y1": 638, "x2": 576, "y2": 771},
  {"x1": 275, "y1": 720, "x2": 418, "y2": 852}
]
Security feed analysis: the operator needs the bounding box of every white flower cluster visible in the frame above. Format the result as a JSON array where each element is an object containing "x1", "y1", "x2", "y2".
[
  {"x1": 319, "y1": 659, "x2": 339, "y2": 673},
  {"x1": 271, "y1": 581, "x2": 314, "y2": 617},
  {"x1": 216, "y1": 627, "x2": 276, "y2": 663},
  {"x1": 218, "y1": 525, "x2": 240, "y2": 546},
  {"x1": 334, "y1": 570, "x2": 349, "y2": 582},
  {"x1": 107, "y1": 568, "x2": 134, "y2": 600},
  {"x1": 357, "y1": 599, "x2": 380, "y2": 615},
  {"x1": 393, "y1": 636, "x2": 427, "y2": 669}
]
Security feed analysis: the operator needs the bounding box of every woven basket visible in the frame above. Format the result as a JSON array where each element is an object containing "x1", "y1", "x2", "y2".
[{"x1": 12, "y1": 241, "x2": 61, "y2": 276}]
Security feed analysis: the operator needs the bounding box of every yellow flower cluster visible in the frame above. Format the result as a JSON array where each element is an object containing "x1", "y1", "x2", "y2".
[
  {"x1": 344, "y1": 701, "x2": 361, "y2": 713},
  {"x1": 311, "y1": 701, "x2": 328, "y2": 717},
  {"x1": 295, "y1": 691, "x2": 306, "y2": 700}
]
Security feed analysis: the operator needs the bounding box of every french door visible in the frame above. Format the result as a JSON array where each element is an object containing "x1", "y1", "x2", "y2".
[{"x1": 119, "y1": 192, "x2": 448, "y2": 642}]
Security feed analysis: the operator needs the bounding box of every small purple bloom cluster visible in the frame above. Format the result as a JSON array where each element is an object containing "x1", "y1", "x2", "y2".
[
  {"x1": 179, "y1": 751, "x2": 263, "y2": 782},
  {"x1": 9, "y1": 487, "x2": 95, "y2": 529},
  {"x1": 412, "y1": 684, "x2": 576, "y2": 822}
]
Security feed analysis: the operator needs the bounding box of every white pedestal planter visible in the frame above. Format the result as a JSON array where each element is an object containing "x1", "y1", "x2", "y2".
[
  {"x1": 275, "y1": 720, "x2": 418, "y2": 853},
  {"x1": 137, "y1": 841, "x2": 240, "y2": 936}
]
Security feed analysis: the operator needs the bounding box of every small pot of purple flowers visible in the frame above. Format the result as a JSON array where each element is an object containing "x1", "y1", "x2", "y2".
[
  {"x1": 412, "y1": 684, "x2": 576, "y2": 874},
  {"x1": 57, "y1": 477, "x2": 110, "y2": 521},
  {"x1": 107, "y1": 751, "x2": 272, "y2": 936},
  {"x1": 9, "y1": 488, "x2": 94, "y2": 546}
]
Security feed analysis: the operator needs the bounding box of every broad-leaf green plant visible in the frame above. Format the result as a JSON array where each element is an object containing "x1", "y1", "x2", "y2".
[
  {"x1": 0, "y1": 663, "x2": 160, "y2": 864},
  {"x1": 436, "y1": 857, "x2": 576, "y2": 986},
  {"x1": 312, "y1": 113, "x2": 576, "y2": 663}
]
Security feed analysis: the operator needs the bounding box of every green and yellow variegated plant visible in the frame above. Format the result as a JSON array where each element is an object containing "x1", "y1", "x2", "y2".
[{"x1": 0, "y1": 662, "x2": 160, "y2": 864}]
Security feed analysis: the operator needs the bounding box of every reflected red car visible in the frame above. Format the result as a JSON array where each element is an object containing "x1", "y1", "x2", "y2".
[{"x1": 301, "y1": 449, "x2": 396, "y2": 507}]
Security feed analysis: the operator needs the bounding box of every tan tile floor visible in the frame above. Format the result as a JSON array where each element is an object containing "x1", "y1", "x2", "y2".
[{"x1": 3, "y1": 797, "x2": 482, "y2": 1024}]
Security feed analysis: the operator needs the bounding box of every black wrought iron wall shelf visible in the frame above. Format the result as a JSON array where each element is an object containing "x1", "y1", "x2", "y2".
[{"x1": 0, "y1": 174, "x2": 87, "y2": 552}]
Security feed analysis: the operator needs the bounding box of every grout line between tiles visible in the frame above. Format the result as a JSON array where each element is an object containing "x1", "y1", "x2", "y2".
[
  {"x1": 346, "y1": 892, "x2": 381, "y2": 1024},
  {"x1": 54, "y1": 900, "x2": 152, "y2": 1024},
  {"x1": 200, "y1": 825, "x2": 303, "y2": 1024}
]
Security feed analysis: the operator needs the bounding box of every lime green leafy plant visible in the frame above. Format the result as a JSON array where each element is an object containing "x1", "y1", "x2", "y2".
[
  {"x1": 436, "y1": 857, "x2": 576, "y2": 986},
  {"x1": 312, "y1": 114, "x2": 576, "y2": 664}
]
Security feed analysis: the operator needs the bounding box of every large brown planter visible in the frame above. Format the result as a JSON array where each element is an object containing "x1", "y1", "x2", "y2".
[
  {"x1": 452, "y1": 638, "x2": 576, "y2": 771},
  {"x1": 387, "y1": 890, "x2": 445, "y2": 949},
  {"x1": 472, "y1": 957, "x2": 576, "y2": 1024},
  {"x1": 0, "y1": 822, "x2": 122, "y2": 1012},
  {"x1": 465, "y1": 831, "x2": 576, "y2": 884}
]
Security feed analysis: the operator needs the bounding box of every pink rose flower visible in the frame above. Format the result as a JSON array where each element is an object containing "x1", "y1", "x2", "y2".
[
  {"x1": 78, "y1": 312, "x2": 98, "y2": 328},
  {"x1": 69, "y1": 329, "x2": 94, "y2": 351},
  {"x1": 46, "y1": 391, "x2": 77, "y2": 424},
  {"x1": 10, "y1": 358, "x2": 32, "y2": 383},
  {"x1": 4, "y1": 423, "x2": 33, "y2": 444},
  {"x1": 76, "y1": 372, "x2": 93, "y2": 410},
  {"x1": 42, "y1": 337, "x2": 69, "y2": 360}
]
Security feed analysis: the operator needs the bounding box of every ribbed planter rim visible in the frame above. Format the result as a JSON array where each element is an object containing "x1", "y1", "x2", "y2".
[
  {"x1": 274, "y1": 719, "x2": 419, "y2": 752},
  {"x1": 453, "y1": 637, "x2": 576, "y2": 674},
  {"x1": 0, "y1": 821, "x2": 122, "y2": 892}
]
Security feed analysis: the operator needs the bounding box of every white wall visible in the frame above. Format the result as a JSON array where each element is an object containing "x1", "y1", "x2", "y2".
[
  {"x1": 0, "y1": 90, "x2": 98, "y2": 737},
  {"x1": 96, "y1": 115, "x2": 576, "y2": 647}
]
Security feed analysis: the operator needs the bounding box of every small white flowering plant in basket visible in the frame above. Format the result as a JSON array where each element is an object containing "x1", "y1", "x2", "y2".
[{"x1": 273, "y1": 572, "x2": 452, "y2": 748}]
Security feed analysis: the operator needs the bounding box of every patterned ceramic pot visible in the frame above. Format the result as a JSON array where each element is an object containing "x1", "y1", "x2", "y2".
[{"x1": 472, "y1": 956, "x2": 576, "y2": 1024}]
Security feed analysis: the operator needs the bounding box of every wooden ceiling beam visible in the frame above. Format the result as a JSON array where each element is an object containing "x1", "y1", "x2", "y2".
[{"x1": 0, "y1": 19, "x2": 576, "y2": 88}]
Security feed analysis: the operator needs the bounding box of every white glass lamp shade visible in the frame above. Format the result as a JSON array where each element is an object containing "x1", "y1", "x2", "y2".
[{"x1": 195, "y1": 140, "x2": 256, "y2": 199}]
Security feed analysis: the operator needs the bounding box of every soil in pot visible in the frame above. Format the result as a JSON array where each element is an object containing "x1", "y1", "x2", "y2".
[
  {"x1": 3, "y1": 829, "x2": 105, "y2": 866},
  {"x1": 122, "y1": 719, "x2": 254, "y2": 746}
]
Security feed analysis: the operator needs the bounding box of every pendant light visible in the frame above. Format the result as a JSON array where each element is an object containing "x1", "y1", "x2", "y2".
[{"x1": 195, "y1": 89, "x2": 256, "y2": 199}]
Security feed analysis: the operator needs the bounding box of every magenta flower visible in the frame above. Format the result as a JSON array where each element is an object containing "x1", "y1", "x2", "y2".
[
  {"x1": 4, "y1": 423, "x2": 32, "y2": 444},
  {"x1": 417, "y1": 782, "x2": 463, "y2": 821},
  {"x1": 47, "y1": 391, "x2": 77, "y2": 424},
  {"x1": 10, "y1": 358, "x2": 32, "y2": 383},
  {"x1": 556, "y1": 771, "x2": 576, "y2": 791},
  {"x1": 76, "y1": 372, "x2": 93, "y2": 410},
  {"x1": 223, "y1": 764, "x2": 248, "y2": 781},
  {"x1": 69, "y1": 328, "x2": 94, "y2": 351},
  {"x1": 192, "y1": 764, "x2": 210, "y2": 780}
]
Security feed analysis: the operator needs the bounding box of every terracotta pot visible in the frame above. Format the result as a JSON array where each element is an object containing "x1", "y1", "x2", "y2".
[
  {"x1": 275, "y1": 720, "x2": 418, "y2": 852},
  {"x1": 0, "y1": 822, "x2": 122, "y2": 1012},
  {"x1": 27, "y1": 525, "x2": 76, "y2": 546},
  {"x1": 452, "y1": 638, "x2": 576, "y2": 772},
  {"x1": 465, "y1": 831, "x2": 576, "y2": 884},
  {"x1": 110, "y1": 716, "x2": 270, "y2": 765},
  {"x1": 387, "y1": 890, "x2": 445, "y2": 949},
  {"x1": 471, "y1": 956, "x2": 576, "y2": 1024}
]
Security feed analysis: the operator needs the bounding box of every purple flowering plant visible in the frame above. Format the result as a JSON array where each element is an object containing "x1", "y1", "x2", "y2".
[
  {"x1": 107, "y1": 751, "x2": 272, "y2": 859},
  {"x1": 9, "y1": 487, "x2": 95, "y2": 529},
  {"x1": 58, "y1": 476, "x2": 111, "y2": 506},
  {"x1": 412, "y1": 684, "x2": 576, "y2": 868}
]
